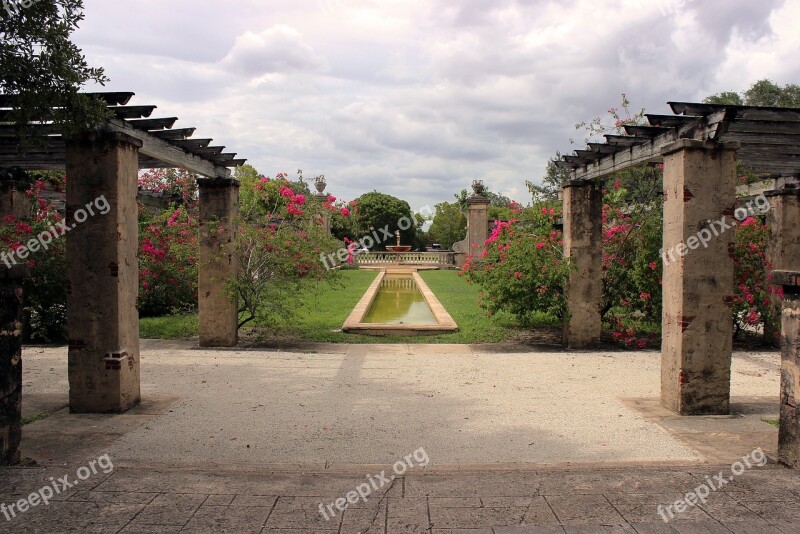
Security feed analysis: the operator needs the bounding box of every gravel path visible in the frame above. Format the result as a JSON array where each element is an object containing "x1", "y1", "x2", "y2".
[{"x1": 21, "y1": 344, "x2": 780, "y2": 466}]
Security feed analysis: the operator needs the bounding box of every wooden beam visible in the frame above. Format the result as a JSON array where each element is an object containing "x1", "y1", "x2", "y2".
[
  {"x1": 588, "y1": 143, "x2": 622, "y2": 154},
  {"x1": 126, "y1": 117, "x2": 178, "y2": 131},
  {"x1": 150, "y1": 128, "x2": 196, "y2": 140},
  {"x1": 174, "y1": 138, "x2": 212, "y2": 150},
  {"x1": 0, "y1": 91, "x2": 134, "y2": 108},
  {"x1": 604, "y1": 134, "x2": 649, "y2": 146},
  {"x1": 646, "y1": 114, "x2": 699, "y2": 127},
  {"x1": 109, "y1": 105, "x2": 156, "y2": 120},
  {"x1": 105, "y1": 119, "x2": 230, "y2": 178},
  {"x1": 624, "y1": 125, "x2": 673, "y2": 138}
]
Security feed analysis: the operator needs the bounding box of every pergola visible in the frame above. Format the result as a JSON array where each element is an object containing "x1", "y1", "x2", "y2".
[
  {"x1": 554, "y1": 103, "x2": 800, "y2": 429},
  {"x1": 0, "y1": 92, "x2": 244, "y2": 444}
]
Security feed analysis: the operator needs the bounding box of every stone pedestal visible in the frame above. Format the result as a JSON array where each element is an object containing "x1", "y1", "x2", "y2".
[
  {"x1": 198, "y1": 178, "x2": 239, "y2": 347},
  {"x1": 0, "y1": 179, "x2": 32, "y2": 221},
  {"x1": 562, "y1": 179, "x2": 603, "y2": 349},
  {"x1": 65, "y1": 130, "x2": 142, "y2": 413},
  {"x1": 660, "y1": 140, "x2": 738, "y2": 415},
  {"x1": 0, "y1": 265, "x2": 28, "y2": 465},
  {"x1": 467, "y1": 194, "x2": 490, "y2": 251}
]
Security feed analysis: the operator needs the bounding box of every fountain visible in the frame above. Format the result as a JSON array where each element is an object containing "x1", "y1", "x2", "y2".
[{"x1": 385, "y1": 230, "x2": 412, "y2": 253}]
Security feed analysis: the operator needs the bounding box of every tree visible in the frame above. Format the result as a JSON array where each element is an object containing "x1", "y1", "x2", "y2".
[
  {"x1": 351, "y1": 191, "x2": 417, "y2": 250},
  {"x1": 527, "y1": 152, "x2": 571, "y2": 201},
  {"x1": 704, "y1": 79, "x2": 800, "y2": 108},
  {"x1": 0, "y1": 0, "x2": 109, "y2": 140},
  {"x1": 427, "y1": 202, "x2": 467, "y2": 249},
  {"x1": 703, "y1": 91, "x2": 744, "y2": 106}
]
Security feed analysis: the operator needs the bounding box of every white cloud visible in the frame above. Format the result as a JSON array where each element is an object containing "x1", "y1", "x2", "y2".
[
  {"x1": 74, "y1": 0, "x2": 793, "y2": 209},
  {"x1": 220, "y1": 26, "x2": 325, "y2": 77}
]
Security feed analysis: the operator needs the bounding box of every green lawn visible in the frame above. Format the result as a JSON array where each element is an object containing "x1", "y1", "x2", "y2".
[{"x1": 139, "y1": 269, "x2": 546, "y2": 344}]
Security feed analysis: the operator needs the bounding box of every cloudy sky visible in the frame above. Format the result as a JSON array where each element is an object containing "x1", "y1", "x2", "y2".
[{"x1": 74, "y1": 0, "x2": 799, "y2": 210}]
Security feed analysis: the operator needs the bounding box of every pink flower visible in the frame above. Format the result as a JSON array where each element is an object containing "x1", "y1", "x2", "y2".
[
  {"x1": 613, "y1": 179, "x2": 621, "y2": 190},
  {"x1": 279, "y1": 186, "x2": 294, "y2": 198},
  {"x1": 292, "y1": 194, "x2": 306, "y2": 206},
  {"x1": 640, "y1": 292, "x2": 651, "y2": 301},
  {"x1": 3, "y1": 214, "x2": 16, "y2": 224},
  {"x1": 740, "y1": 217, "x2": 756, "y2": 227},
  {"x1": 340, "y1": 207, "x2": 350, "y2": 217},
  {"x1": 648, "y1": 261, "x2": 658, "y2": 270},
  {"x1": 514, "y1": 272, "x2": 523, "y2": 279},
  {"x1": 536, "y1": 242, "x2": 546, "y2": 250},
  {"x1": 259, "y1": 176, "x2": 269, "y2": 183}
]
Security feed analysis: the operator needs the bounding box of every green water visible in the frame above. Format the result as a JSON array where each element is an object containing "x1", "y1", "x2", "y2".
[{"x1": 363, "y1": 276, "x2": 437, "y2": 325}]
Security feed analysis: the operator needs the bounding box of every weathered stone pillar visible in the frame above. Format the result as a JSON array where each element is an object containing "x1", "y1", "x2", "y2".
[
  {"x1": 65, "y1": 129, "x2": 142, "y2": 413},
  {"x1": 0, "y1": 178, "x2": 32, "y2": 221},
  {"x1": 660, "y1": 140, "x2": 738, "y2": 415},
  {"x1": 562, "y1": 179, "x2": 603, "y2": 349},
  {"x1": 198, "y1": 178, "x2": 239, "y2": 347},
  {"x1": 0, "y1": 265, "x2": 28, "y2": 465},
  {"x1": 774, "y1": 270, "x2": 800, "y2": 467},
  {"x1": 766, "y1": 188, "x2": 800, "y2": 338},
  {"x1": 466, "y1": 192, "x2": 490, "y2": 251}
]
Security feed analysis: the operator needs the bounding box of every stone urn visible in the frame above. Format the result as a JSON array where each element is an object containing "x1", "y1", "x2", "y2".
[{"x1": 314, "y1": 175, "x2": 326, "y2": 194}]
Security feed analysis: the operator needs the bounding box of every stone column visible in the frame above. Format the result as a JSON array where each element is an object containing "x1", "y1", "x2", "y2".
[
  {"x1": 64, "y1": 129, "x2": 141, "y2": 413},
  {"x1": 773, "y1": 270, "x2": 800, "y2": 467},
  {"x1": 0, "y1": 178, "x2": 32, "y2": 221},
  {"x1": 660, "y1": 140, "x2": 738, "y2": 415},
  {"x1": 315, "y1": 192, "x2": 332, "y2": 234},
  {"x1": 198, "y1": 178, "x2": 239, "y2": 347},
  {"x1": 766, "y1": 188, "x2": 800, "y2": 340},
  {"x1": 466, "y1": 194, "x2": 490, "y2": 251},
  {"x1": 0, "y1": 265, "x2": 28, "y2": 465},
  {"x1": 562, "y1": 179, "x2": 603, "y2": 349}
]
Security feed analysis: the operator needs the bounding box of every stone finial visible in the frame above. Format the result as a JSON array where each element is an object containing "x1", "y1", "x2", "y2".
[{"x1": 471, "y1": 179, "x2": 486, "y2": 197}]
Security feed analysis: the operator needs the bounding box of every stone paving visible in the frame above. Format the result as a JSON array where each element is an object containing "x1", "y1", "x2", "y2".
[
  {"x1": 2, "y1": 463, "x2": 800, "y2": 533},
  {"x1": 5, "y1": 343, "x2": 800, "y2": 532}
]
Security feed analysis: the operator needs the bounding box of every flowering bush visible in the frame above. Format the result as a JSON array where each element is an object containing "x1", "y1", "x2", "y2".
[
  {"x1": 230, "y1": 173, "x2": 349, "y2": 328},
  {"x1": 461, "y1": 203, "x2": 572, "y2": 322},
  {"x1": 0, "y1": 177, "x2": 68, "y2": 342},
  {"x1": 138, "y1": 168, "x2": 198, "y2": 208},
  {"x1": 732, "y1": 216, "x2": 779, "y2": 341},
  {"x1": 600, "y1": 168, "x2": 664, "y2": 347},
  {"x1": 138, "y1": 206, "x2": 199, "y2": 317}
]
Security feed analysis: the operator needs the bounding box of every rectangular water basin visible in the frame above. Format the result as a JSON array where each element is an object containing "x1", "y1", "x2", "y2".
[{"x1": 342, "y1": 270, "x2": 458, "y2": 336}]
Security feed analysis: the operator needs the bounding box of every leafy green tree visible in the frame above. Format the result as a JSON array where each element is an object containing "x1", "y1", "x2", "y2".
[
  {"x1": 527, "y1": 152, "x2": 571, "y2": 201},
  {"x1": 704, "y1": 79, "x2": 800, "y2": 108},
  {"x1": 351, "y1": 191, "x2": 417, "y2": 250},
  {"x1": 427, "y1": 202, "x2": 467, "y2": 249},
  {"x1": 703, "y1": 91, "x2": 744, "y2": 105},
  {"x1": 1, "y1": 0, "x2": 110, "y2": 140}
]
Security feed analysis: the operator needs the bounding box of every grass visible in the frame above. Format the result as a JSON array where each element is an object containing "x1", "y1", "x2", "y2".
[
  {"x1": 21, "y1": 412, "x2": 48, "y2": 426},
  {"x1": 762, "y1": 418, "x2": 780, "y2": 429},
  {"x1": 140, "y1": 269, "x2": 546, "y2": 344},
  {"x1": 140, "y1": 313, "x2": 198, "y2": 339}
]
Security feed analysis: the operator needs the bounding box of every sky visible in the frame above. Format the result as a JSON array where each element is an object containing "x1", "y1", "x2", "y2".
[{"x1": 73, "y1": 0, "x2": 800, "y2": 211}]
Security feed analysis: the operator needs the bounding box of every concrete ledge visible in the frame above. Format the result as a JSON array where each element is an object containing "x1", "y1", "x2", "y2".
[{"x1": 342, "y1": 270, "x2": 458, "y2": 335}]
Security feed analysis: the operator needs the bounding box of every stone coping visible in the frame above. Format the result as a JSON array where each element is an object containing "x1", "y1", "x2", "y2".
[{"x1": 342, "y1": 270, "x2": 458, "y2": 335}]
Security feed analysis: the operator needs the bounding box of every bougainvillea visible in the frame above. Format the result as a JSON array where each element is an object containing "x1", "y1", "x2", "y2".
[
  {"x1": 461, "y1": 203, "x2": 572, "y2": 322},
  {"x1": 0, "y1": 176, "x2": 68, "y2": 342},
  {"x1": 138, "y1": 206, "x2": 199, "y2": 317},
  {"x1": 230, "y1": 173, "x2": 350, "y2": 328},
  {"x1": 732, "y1": 216, "x2": 779, "y2": 341}
]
